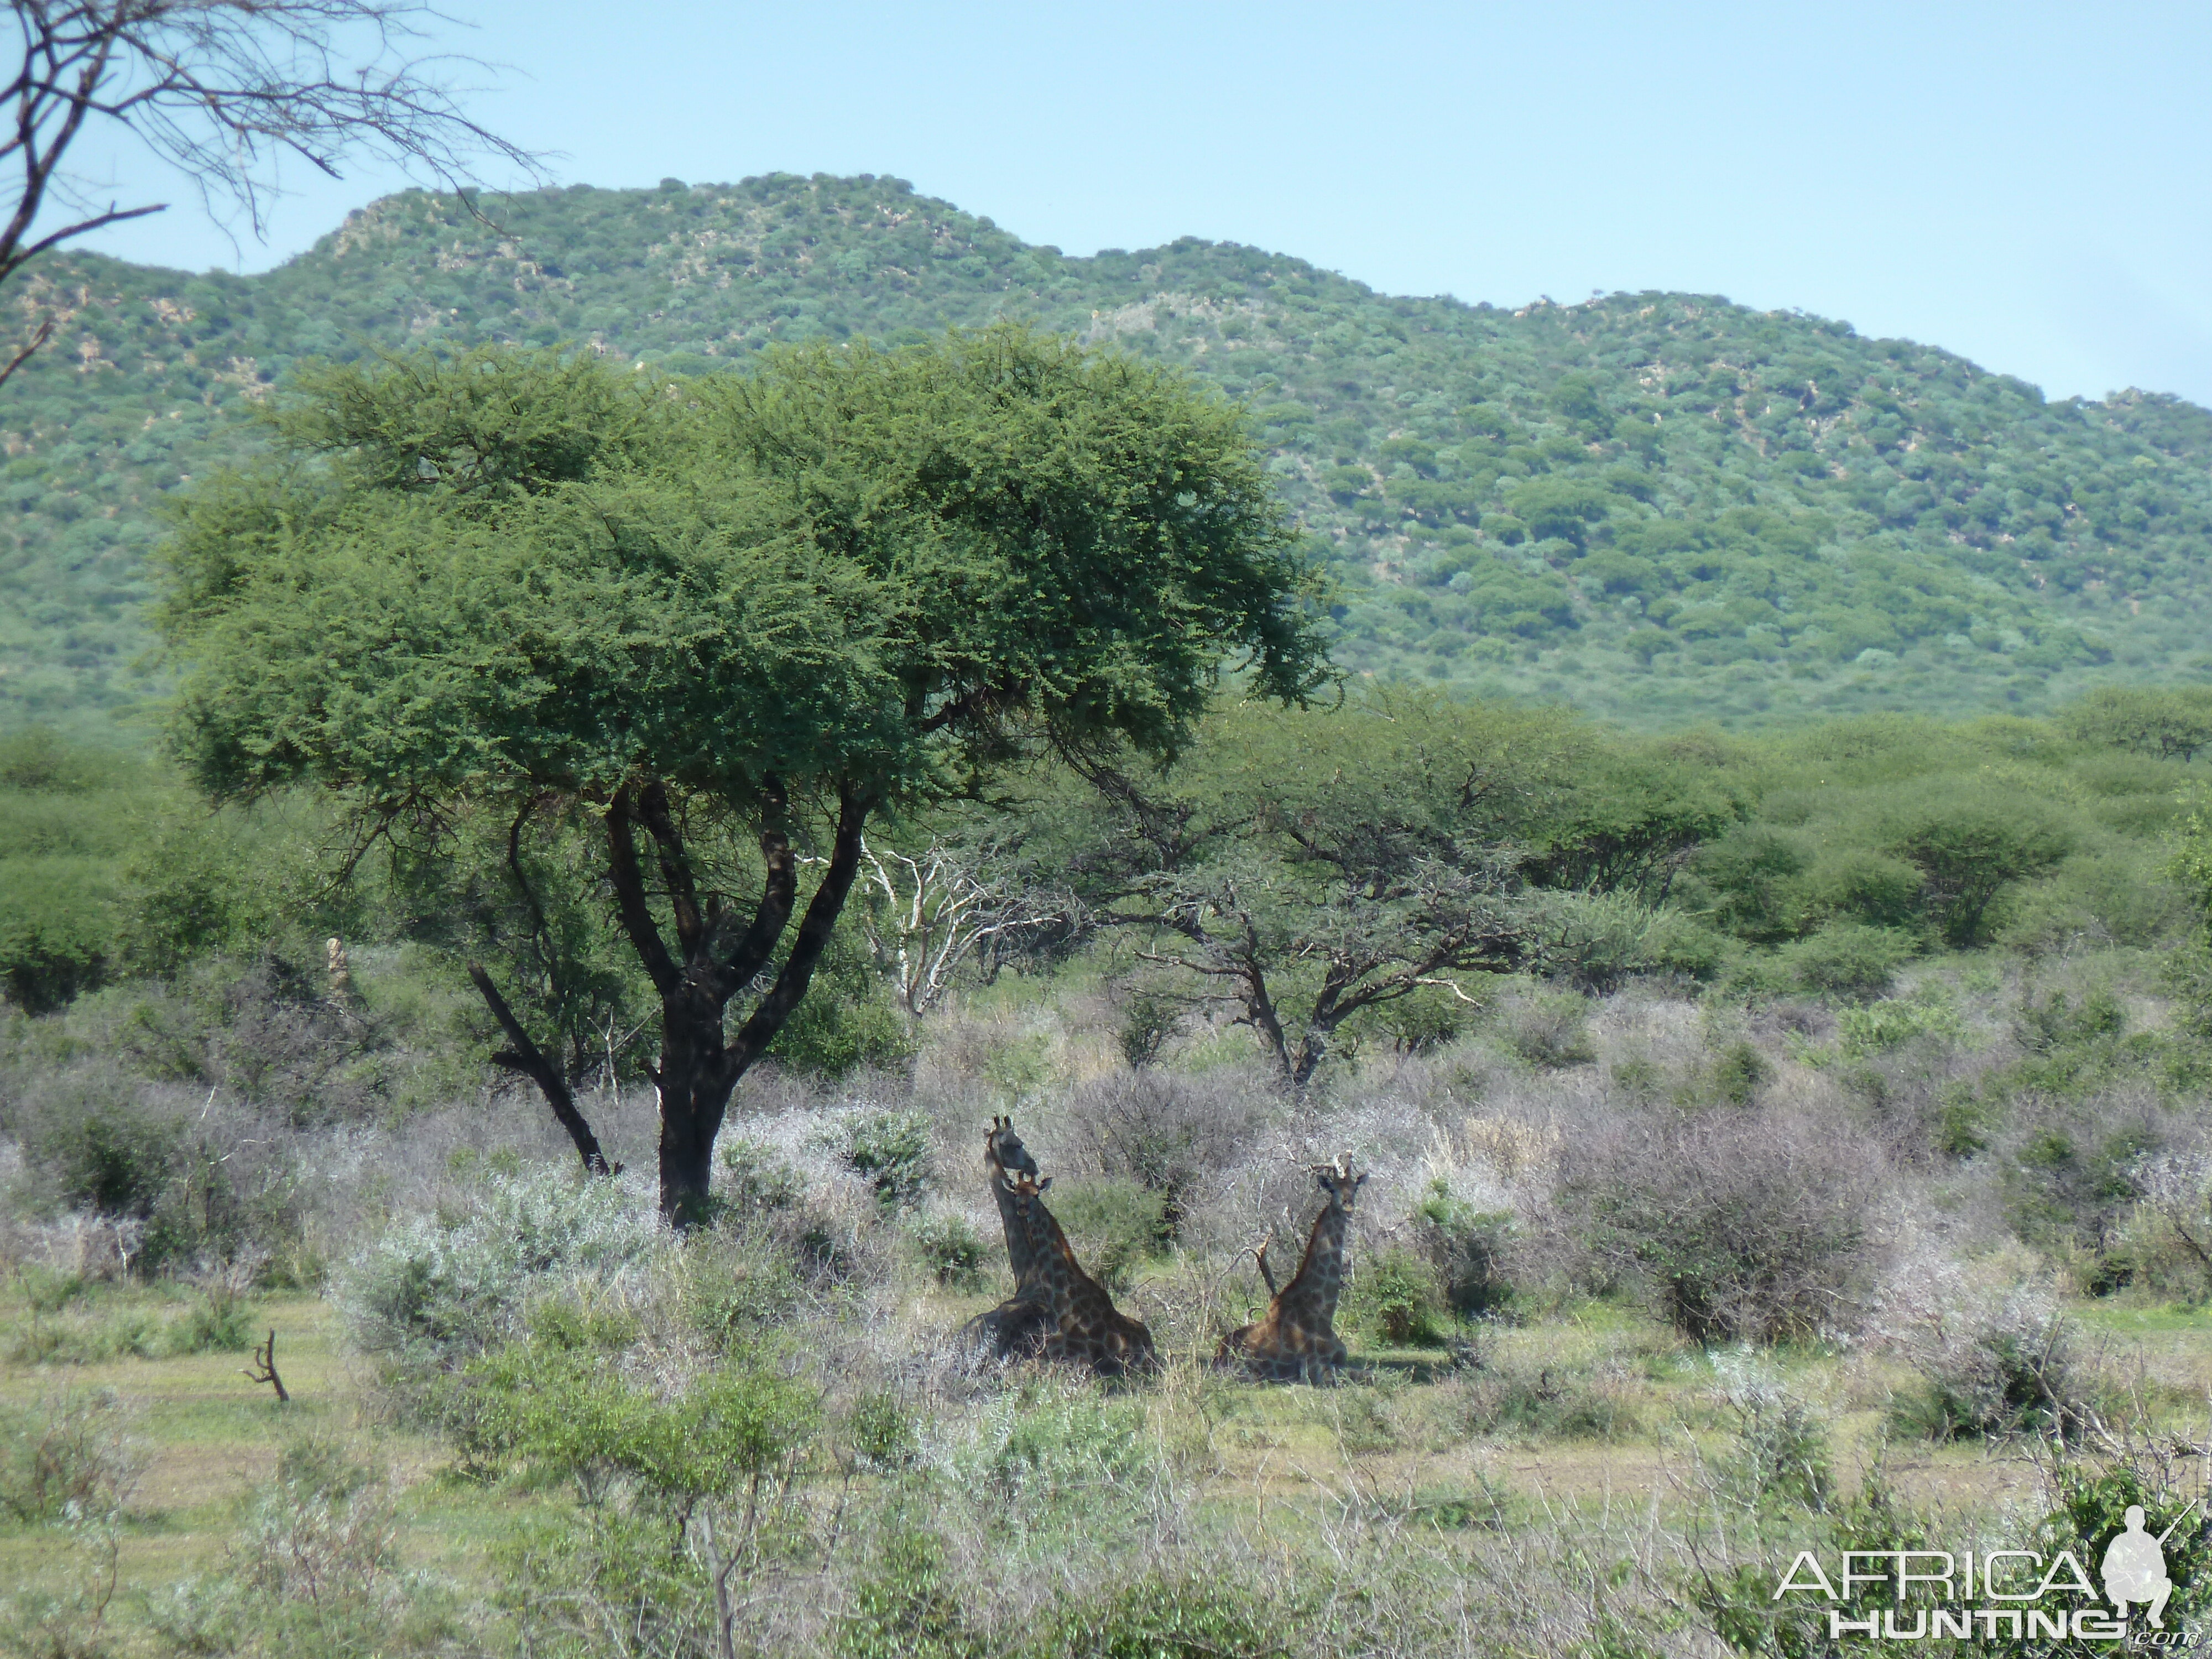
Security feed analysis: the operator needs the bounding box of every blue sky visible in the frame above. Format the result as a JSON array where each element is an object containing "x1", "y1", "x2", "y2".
[{"x1": 51, "y1": 0, "x2": 2212, "y2": 406}]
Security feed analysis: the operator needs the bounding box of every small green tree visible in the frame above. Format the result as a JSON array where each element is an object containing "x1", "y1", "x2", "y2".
[
  {"x1": 2169, "y1": 796, "x2": 2212, "y2": 1040},
  {"x1": 158, "y1": 332, "x2": 1327, "y2": 1220},
  {"x1": 2063, "y1": 686, "x2": 2212, "y2": 762},
  {"x1": 1063, "y1": 690, "x2": 1581, "y2": 1085},
  {"x1": 1883, "y1": 790, "x2": 2074, "y2": 948}
]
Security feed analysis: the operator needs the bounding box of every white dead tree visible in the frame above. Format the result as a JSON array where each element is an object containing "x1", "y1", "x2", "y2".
[{"x1": 857, "y1": 837, "x2": 1078, "y2": 1016}]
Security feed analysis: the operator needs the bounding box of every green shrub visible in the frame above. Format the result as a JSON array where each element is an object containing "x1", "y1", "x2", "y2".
[
  {"x1": 768, "y1": 926, "x2": 915, "y2": 1078},
  {"x1": 337, "y1": 1167, "x2": 667, "y2": 1363},
  {"x1": 15, "y1": 1267, "x2": 90, "y2": 1315},
  {"x1": 0, "y1": 1392, "x2": 140, "y2": 1524},
  {"x1": 912, "y1": 1214, "x2": 987, "y2": 1290},
  {"x1": 166, "y1": 1285, "x2": 257, "y2": 1356},
  {"x1": 1415, "y1": 1181, "x2": 1514, "y2": 1317},
  {"x1": 836, "y1": 1529, "x2": 982, "y2": 1659},
  {"x1": 4, "y1": 1306, "x2": 162, "y2": 1366},
  {"x1": 0, "y1": 858, "x2": 114, "y2": 1012},
  {"x1": 1113, "y1": 984, "x2": 1183, "y2": 1067},
  {"x1": 1641, "y1": 909, "x2": 1734, "y2": 980},
  {"x1": 1353, "y1": 1246, "x2": 1451, "y2": 1347},
  {"x1": 1711, "y1": 1358, "x2": 1832, "y2": 1511},
  {"x1": 0, "y1": 729, "x2": 123, "y2": 795},
  {"x1": 1693, "y1": 826, "x2": 1809, "y2": 943},
  {"x1": 1496, "y1": 992, "x2": 1595, "y2": 1068},
  {"x1": 1534, "y1": 890, "x2": 1671, "y2": 993},
  {"x1": 845, "y1": 1110, "x2": 933, "y2": 1210},
  {"x1": 1709, "y1": 1040, "x2": 1771, "y2": 1106},
  {"x1": 118, "y1": 812, "x2": 291, "y2": 977},
  {"x1": 718, "y1": 1136, "x2": 805, "y2": 1212},
  {"x1": 143, "y1": 1436, "x2": 470, "y2": 1659},
  {"x1": 1457, "y1": 1355, "x2": 1638, "y2": 1442},
  {"x1": 2013, "y1": 984, "x2": 2125, "y2": 1052},
  {"x1": 2031, "y1": 1463, "x2": 2212, "y2": 1633},
  {"x1": 463, "y1": 1342, "x2": 818, "y2": 1509},
  {"x1": 23, "y1": 1096, "x2": 183, "y2": 1222},
  {"x1": 1041, "y1": 1179, "x2": 1167, "y2": 1296},
  {"x1": 684, "y1": 1235, "x2": 805, "y2": 1349},
  {"x1": 1800, "y1": 849, "x2": 1925, "y2": 932},
  {"x1": 844, "y1": 1390, "x2": 920, "y2": 1472},
  {"x1": 1888, "y1": 1280, "x2": 2088, "y2": 1441},
  {"x1": 1834, "y1": 993, "x2": 1962, "y2": 1057},
  {"x1": 1778, "y1": 921, "x2": 1915, "y2": 999},
  {"x1": 985, "y1": 1391, "x2": 1157, "y2": 1520},
  {"x1": 1349, "y1": 979, "x2": 1479, "y2": 1053},
  {"x1": 1052, "y1": 1573, "x2": 1284, "y2": 1659}
]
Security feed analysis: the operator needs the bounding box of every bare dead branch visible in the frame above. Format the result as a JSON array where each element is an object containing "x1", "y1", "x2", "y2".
[
  {"x1": 2, "y1": 0, "x2": 547, "y2": 372},
  {"x1": 242, "y1": 1327, "x2": 288, "y2": 1401}
]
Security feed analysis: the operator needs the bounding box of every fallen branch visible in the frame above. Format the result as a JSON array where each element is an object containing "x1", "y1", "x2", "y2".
[{"x1": 243, "y1": 1329, "x2": 289, "y2": 1402}]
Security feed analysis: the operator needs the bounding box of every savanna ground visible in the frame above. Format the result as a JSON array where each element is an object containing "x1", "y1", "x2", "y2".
[{"x1": 11, "y1": 941, "x2": 2212, "y2": 1658}]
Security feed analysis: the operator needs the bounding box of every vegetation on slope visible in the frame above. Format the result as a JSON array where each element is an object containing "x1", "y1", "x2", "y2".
[{"x1": 7, "y1": 173, "x2": 2212, "y2": 735}]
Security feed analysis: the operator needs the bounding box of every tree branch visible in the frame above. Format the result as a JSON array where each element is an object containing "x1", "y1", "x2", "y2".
[
  {"x1": 0, "y1": 307, "x2": 54, "y2": 390},
  {"x1": 701, "y1": 774, "x2": 795, "y2": 998},
  {"x1": 1, "y1": 0, "x2": 548, "y2": 371},
  {"x1": 467, "y1": 962, "x2": 611, "y2": 1175},
  {"x1": 604, "y1": 785, "x2": 680, "y2": 997},
  {"x1": 636, "y1": 779, "x2": 705, "y2": 959},
  {"x1": 726, "y1": 784, "x2": 873, "y2": 1068}
]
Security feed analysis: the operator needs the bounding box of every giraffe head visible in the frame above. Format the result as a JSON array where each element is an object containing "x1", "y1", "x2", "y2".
[
  {"x1": 1311, "y1": 1155, "x2": 1367, "y2": 1213},
  {"x1": 985, "y1": 1115, "x2": 1041, "y2": 1183}
]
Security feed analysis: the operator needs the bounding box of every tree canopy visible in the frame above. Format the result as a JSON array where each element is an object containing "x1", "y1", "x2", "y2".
[{"x1": 156, "y1": 330, "x2": 1328, "y2": 1215}]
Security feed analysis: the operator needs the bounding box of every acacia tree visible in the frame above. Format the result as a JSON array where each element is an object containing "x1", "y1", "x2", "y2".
[
  {"x1": 158, "y1": 332, "x2": 1327, "y2": 1220},
  {"x1": 3, "y1": 0, "x2": 539, "y2": 381},
  {"x1": 1062, "y1": 692, "x2": 1583, "y2": 1085},
  {"x1": 1881, "y1": 787, "x2": 2074, "y2": 948}
]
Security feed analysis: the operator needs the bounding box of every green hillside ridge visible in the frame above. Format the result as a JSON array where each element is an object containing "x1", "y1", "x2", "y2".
[{"x1": 6, "y1": 169, "x2": 2211, "y2": 738}]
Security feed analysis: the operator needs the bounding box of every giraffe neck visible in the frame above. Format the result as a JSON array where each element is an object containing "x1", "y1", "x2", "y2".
[
  {"x1": 1279, "y1": 1203, "x2": 1350, "y2": 1326},
  {"x1": 1009, "y1": 1186, "x2": 1077, "y2": 1318},
  {"x1": 991, "y1": 1175, "x2": 1042, "y2": 1292}
]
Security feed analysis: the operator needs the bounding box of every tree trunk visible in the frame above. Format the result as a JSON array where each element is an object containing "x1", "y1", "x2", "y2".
[
  {"x1": 603, "y1": 779, "x2": 875, "y2": 1226},
  {"x1": 652, "y1": 982, "x2": 743, "y2": 1225}
]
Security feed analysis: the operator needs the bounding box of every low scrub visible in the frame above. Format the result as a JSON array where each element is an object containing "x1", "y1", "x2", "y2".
[
  {"x1": 337, "y1": 1166, "x2": 667, "y2": 1364},
  {"x1": 1562, "y1": 1109, "x2": 1884, "y2": 1344},
  {"x1": 1881, "y1": 1251, "x2": 2094, "y2": 1440},
  {"x1": 0, "y1": 1391, "x2": 141, "y2": 1525}
]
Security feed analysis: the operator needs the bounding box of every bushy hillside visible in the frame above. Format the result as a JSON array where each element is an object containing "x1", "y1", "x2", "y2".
[{"x1": 6, "y1": 170, "x2": 2211, "y2": 735}]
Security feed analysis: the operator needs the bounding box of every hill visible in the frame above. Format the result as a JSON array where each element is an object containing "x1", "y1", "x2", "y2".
[{"x1": 6, "y1": 170, "x2": 2211, "y2": 738}]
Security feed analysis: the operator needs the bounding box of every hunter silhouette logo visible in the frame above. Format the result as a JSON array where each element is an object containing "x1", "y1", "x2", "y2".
[{"x1": 2104, "y1": 1500, "x2": 2197, "y2": 1629}]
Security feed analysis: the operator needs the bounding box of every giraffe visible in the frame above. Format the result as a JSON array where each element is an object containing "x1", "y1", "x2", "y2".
[
  {"x1": 999, "y1": 1167, "x2": 1158, "y2": 1378},
  {"x1": 959, "y1": 1115, "x2": 1055, "y2": 1360},
  {"x1": 1217, "y1": 1156, "x2": 1368, "y2": 1384}
]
